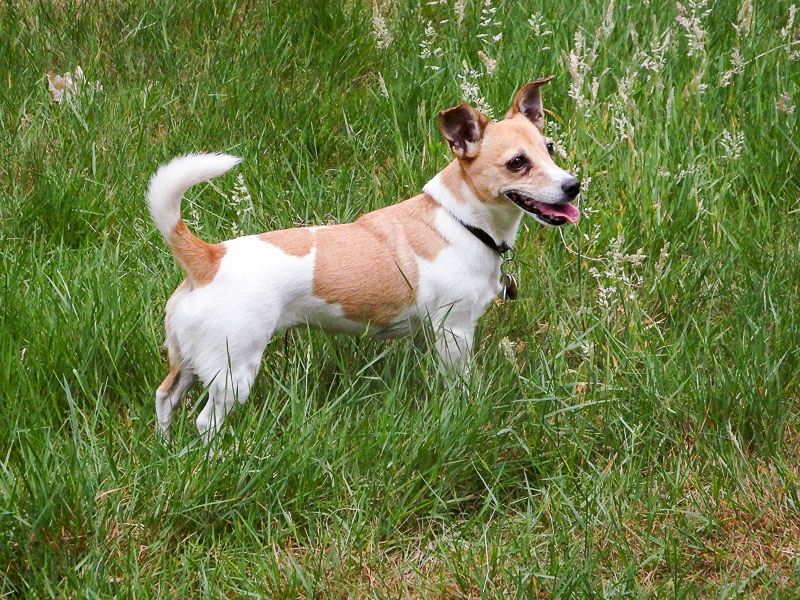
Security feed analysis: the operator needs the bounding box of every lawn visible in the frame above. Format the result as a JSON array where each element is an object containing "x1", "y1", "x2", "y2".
[{"x1": 2, "y1": 0, "x2": 800, "y2": 597}]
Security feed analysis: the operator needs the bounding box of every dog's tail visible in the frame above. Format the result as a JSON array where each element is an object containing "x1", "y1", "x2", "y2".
[{"x1": 147, "y1": 153, "x2": 242, "y2": 286}]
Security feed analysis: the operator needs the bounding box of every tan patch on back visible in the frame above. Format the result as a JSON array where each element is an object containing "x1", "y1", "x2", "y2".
[
  {"x1": 258, "y1": 227, "x2": 314, "y2": 257},
  {"x1": 168, "y1": 220, "x2": 225, "y2": 287},
  {"x1": 313, "y1": 194, "x2": 447, "y2": 326}
]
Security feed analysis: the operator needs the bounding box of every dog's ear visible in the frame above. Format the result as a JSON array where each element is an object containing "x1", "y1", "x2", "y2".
[
  {"x1": 505, "y1": 76, "x2": 555, "y2": 130},
  {"x1": 438, "y1": 103, "x2": 489, "y2": 159}
]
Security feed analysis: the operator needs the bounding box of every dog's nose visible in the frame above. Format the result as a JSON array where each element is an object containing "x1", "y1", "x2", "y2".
[{"x1": 561, "y1": 178, "x2": 581, "y2": 199}]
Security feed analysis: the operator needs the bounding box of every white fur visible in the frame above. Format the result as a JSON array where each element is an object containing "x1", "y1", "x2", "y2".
[
  {"x1": 529, "y1": 163, "x2": 576, "y2": 206},
  {"x1": 147, "y1": 153, "x2": 242, "y2": 238}
]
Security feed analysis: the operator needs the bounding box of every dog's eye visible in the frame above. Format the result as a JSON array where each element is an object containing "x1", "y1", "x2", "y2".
[
  {"x1": 505, "y1": 155, "x2": 528, "y2": 172},
  {"x1": 546, "y1": 141, "x2": 555, "y2": 155}
]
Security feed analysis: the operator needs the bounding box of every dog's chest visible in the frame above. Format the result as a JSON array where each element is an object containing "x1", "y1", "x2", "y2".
[{"x1": 417, "y1": 245, "x2": 501, "y2": 315}]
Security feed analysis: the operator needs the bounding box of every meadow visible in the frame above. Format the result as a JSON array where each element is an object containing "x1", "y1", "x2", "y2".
[{"x1": 2, "y1": 0, "x2": 800, "y2": 597}]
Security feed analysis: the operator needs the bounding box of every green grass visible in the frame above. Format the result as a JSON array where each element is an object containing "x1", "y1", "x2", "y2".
[{"x1": 2, "y1": 0, "x2": 800, "y2": 597}]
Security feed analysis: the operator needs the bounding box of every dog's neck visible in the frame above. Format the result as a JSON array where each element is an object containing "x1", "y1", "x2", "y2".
[{"x1": 423, "y1": 160, "x2": 523, "y2": 252}]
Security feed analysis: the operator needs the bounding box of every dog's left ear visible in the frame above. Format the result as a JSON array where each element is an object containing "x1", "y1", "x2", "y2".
[
  {"x1": 438, "y1": 103, "x2": 489, "y2": 159},
  {"x1": 505, "y1": 75, "x2": 555, "y2": 131}
]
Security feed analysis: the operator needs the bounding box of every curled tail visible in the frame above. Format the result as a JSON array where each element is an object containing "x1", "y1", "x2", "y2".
[{"x1": 147, "y1": 153, "x2": 242, "y2": 286}]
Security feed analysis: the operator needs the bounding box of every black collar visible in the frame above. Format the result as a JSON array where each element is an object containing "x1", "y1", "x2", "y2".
[{"x1": 451, "y1": 216, "x2": 512, "y2": 255}]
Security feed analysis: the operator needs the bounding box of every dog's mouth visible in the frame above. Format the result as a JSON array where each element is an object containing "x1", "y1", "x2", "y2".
[{"x1": 505, "y1": 191, "x2": 580, "y2": 226}]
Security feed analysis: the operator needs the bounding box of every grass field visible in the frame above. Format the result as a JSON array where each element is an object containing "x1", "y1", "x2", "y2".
[{"x1": 2, "y1": 0, "x2": 800, "y2": 597}]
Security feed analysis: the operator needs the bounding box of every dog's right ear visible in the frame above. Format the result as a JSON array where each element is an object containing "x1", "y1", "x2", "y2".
[{"x1": 438, "y1": 103, "x2": 488, "y2": 159}]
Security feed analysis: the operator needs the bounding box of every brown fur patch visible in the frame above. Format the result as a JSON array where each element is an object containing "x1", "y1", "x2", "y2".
[
  {"x1": 258, "y1": 227, "x2": 314, "y2": 257},
  {"x1": 399, "y1": 194, "x2": 448, "y2": 262},
  {"x1": 312, "y1": 194, "x2": 447, "y2": 326},
  {"x1": 157, "y1": 364, "x2": 181, "y2": 393},
  {"x1": 438, "y1": 161, "x2": 473, "y2": 204},
  {"x1": 168, "y1": 220, "x2": 225, "y2": 287}
]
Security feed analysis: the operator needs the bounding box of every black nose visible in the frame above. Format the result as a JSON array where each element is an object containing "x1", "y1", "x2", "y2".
[{"x1": 561, "y1": 178, "x2": 581, "y2": 199}]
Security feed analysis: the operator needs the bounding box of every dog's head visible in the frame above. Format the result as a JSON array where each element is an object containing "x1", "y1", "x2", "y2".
[{"x1": 437, "y1": 76, "x2": 580, "y2": 226}]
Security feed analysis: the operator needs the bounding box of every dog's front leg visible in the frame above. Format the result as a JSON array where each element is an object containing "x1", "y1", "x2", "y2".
[{"x1": 435, "y1": 325, "x2": 474, "y2": 377}]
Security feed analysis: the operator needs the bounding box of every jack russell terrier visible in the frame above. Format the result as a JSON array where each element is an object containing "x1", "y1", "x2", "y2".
[{"x1": 148, "y1": 77, "x2": 580, "y2": 443}]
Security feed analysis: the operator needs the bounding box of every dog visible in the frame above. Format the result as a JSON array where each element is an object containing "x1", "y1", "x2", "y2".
[{"x1": 148, "y1": 77, "x2": 580, "y2": 443}]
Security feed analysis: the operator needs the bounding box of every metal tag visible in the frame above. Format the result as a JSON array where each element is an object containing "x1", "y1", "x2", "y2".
[{"x1": 501, "y1": 273, "x2": 518, "y2": 301}]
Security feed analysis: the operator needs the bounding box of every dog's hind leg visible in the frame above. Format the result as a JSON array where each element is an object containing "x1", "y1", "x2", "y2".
[
  {"x1": 194, "y1": 331, "x2": 271, "y2": 446},
  {"x1": 155, "y1": 365, "x2": 196, "y2": 440},
  {"x1": 155, "y1": 329, "x2": 196, "y2": 440},
  {"x1": 155, "y1": 280, "x2": 196, "y2": 440},
  {"x1": 195, "y1": 363, "x2": 259, "y2": 446}
]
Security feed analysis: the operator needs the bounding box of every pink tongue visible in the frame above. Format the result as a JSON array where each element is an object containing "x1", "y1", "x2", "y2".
[{"x1": 535, "y1": 201, "x2": 581, "y2": 224}]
